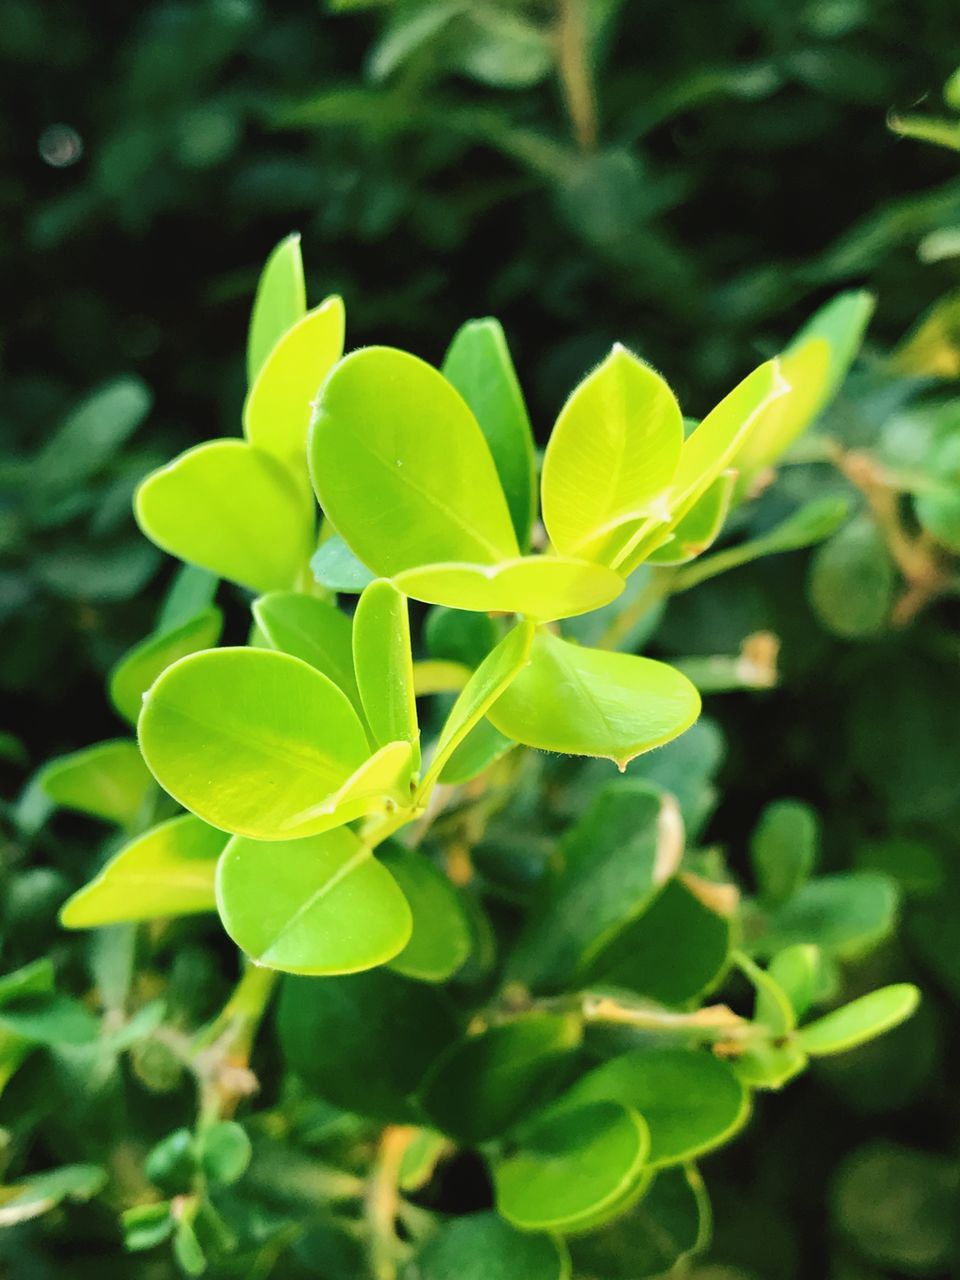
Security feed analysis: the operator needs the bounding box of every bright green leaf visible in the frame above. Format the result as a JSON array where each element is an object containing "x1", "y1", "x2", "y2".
[
  {"x1": 353, "y1": 580, "x2": 419, "y2": 765},
  {"x1": 488, "y1": 630, "x2": 700, "y2": 769},
  {"x1": 646, "y1": 471, "x2": 735, "y2": 566},
  {"x1": 764, "y1": 945, "x2": 823, "y2": 1022},
  {"x1": 60, "y1": 814, "x2": 226, "y2": 928},
  {"x1": 244, "y1": 297, "x2": 345, "y2": 471},
  {"x1": 798, "y1": 984, "x2": 920, "y2": 1056},
  {"x1": 138, "y1": 647, "x2": 374, "y2": 840},
  {"x1": 541, "y1": 345, "x2": 683, "y2": 563},
  {"x1": 442, "y1": 317, "x2": 537, "y2": 548},
  {"x1": 136, "y1": 440, "x2": 313, "y2": 594},
  {"x1": 254, "y1": 590, "x2": 362, "y2": 715},
  {"x1": 247, "y1": 233, "x2": 307, "y2": 384},
  {"x1": 309, "y1": 346, "x2": 518, "y2": 575},
  {"x1": 493, "y1": 1101, "x2": 650, "y2": 1233},
  {"x1": 216, "y1": 827, "x2": 412, "y2": 975},
  {"x1": 109, "y1": 606, "x2": 224, "y2": 726},
  {"x1": 38, "y1": 740, "x2": 153, "y2": 828}
]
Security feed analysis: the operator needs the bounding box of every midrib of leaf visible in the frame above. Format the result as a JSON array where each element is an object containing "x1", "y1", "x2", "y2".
[{"x1": 258, "y1": 843, "x2": 372, "y2": 962}]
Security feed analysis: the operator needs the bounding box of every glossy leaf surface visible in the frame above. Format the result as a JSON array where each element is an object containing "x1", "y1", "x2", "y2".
[
  {"x1": 310, "y1": 346, "x2": 518, "y2": 574},
  {"x1": 109, "y1": 606, "x2": 224, "y2": 726},
  {"x1": 247, "y1": 233, "x2": 307, "y2": 384},
  {"x1": 216, "y1": 827, "x2": 412, "y2": 974},
  {"x1": 61, "y1": 815, "x2": 226, "y2": 928},
  {"x1": 253, "y1": 590, "x2": 361, "y2": 714},
  {"x1": 488, "y1": 630, "x2": 700, "y2": 768},
  {"x1": 353, "y1": 580, "x2": 419, "y2": 763}
]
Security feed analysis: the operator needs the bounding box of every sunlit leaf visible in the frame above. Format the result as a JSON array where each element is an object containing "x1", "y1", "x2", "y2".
[
  {"x1": 309, "y1": 346, "x2": 518, "y2": 575},
  {"x1": 109, "y1": 606, "x2": 224, "y2": 726},
  {"x1": 216, "y1": 826, "x2": 412, "y2": 974},
  {"x1": 136, "y1": 440, "x2": 313, "y2": 594},
  {"x1": 247, "y1": 232, "x2": 307, "y2": 384},
  {"x1": 60, "y1": 814, "x2": 226, "y2": 928},
  {"x1": 393, "y1": 556, "x2": 624, "y2": 621},
  {"x1": 541, "y1": 345, "x2": 683, "y2": 563},
  {"x1": 253, "y1": 590, "x2": 361, "y2": 714},
  {"x1": 646, "y1": 472, "x2": 735, "y2": 566},
  {"x1": 38, "y1": 740, "x2": 153, "y2": 827},
  {"x1": 488, "y1": 630, "x2": 700, "y2": 768},
  {"x1": 353, "y1": 580, "x2": 419, "y2": 764}
]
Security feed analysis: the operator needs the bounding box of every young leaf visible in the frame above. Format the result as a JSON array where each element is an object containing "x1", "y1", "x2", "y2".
[
  {"x1": 0, "y1": 1164, "x2": 108, "y2": 1228},
  {"x1": 38, "y1": 740, "x2": 153, "y2": 827},
  {"x1": 393, "y1": 556, "x2": 624, "y2": 622},
  {"x1": 410, "y1": 1211, "x2": 570, "y2": 1280},
  {"x1": 138, "y1": 647, "x2": 374, "y2": 840},
  {"x1": 309, "y1": 346, "x2": 518, "y2": 575},
  {"x1": 215, "y1": 827, "x2": 412, "y2": 975},
  {"x1": 247, "y1": 232, "x2": 307, "y2": 384},
  {"x1": 798, "y1": 984, "x2": 920, "y2": 1056},
  {"x1": 493, "y1": 1101, "x2": 650, "y2": 1233},
  {"x1": 422, "y1": 621, "x2": 535, "y2": 788},
  {"x1": 353, "y1": 580, "x2": 419, "y2": 765},
  {"x1": 378, "y1": 843, "x2": 472, "y2": 982},
  {"x1": 762, "y1": 945, "x2": 824, "y2": 1023},
  {"x1": 418, "y1": 1013, "x2": 582, "y2": 1143},
  {"x1": 437, "y1": 719, "x2": 515, "y2": 785},
  {"x1": 253, "y1": 590, "x2": 362, "y2": 715},
  {"x1": 487, "y1": 630, "x2": 700, "y2": 769},
  {"x1": 109, "y1": 606, "x2": 224, "y2": 726},
  {"x1": 60, "y1": 814, "x2": 226, "y2": 928},
  {"x1": 278, "y1": 969, "x2": 460, "y2": 1121},
  {"x1": 750, "y1": 799, "x2": 819, "y2": 907},
  {"x1": 750, "y1": 871, "x2": 898, "y2": 960},
  {"x1": 442, "y1": 317, "x2": 537, "y2": 549},
  {"x1": 244, "y1": 297, "x2": 345, "y2": 472},
  {"x1": 509, "y1": 781, "x2": 684, "y2": 991},
  {"x1": 541, "y1": 345, "x2": 683, "y2": 563},
  {"x1": 136, "y1": 440, "x2": 313, "y2": 594},
  {"x1": 646, "y1": 471, "x2": 735, "y2": 566}
]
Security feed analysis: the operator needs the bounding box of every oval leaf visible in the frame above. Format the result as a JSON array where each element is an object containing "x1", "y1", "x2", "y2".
[
  {"x1": 487, "y1": 630, "x2": 700, "y2": 768},
  {"x1": 138, "y1": 647, "x2": 371, "y2": 839},
  {"x1": 136, "y1": 440, "x2": 313, "y2": 594},
  {"x1": 353, "y1": 580, "x2": 419, "y2": 763},
  {"x1": 393, "y1": 556, "x2": 624, "y2": 622},
  {"x1": 309, "y1": 346, "x2": 518, "y2": 575},
  {"x1": 60, "y1": 815, "x2": 226, "y2": 928},
  {"x1": 109, "y1": 606, "x2": 224, "y2": 727},
  {"x1": 798, "y1": 984, "x2": 920, "y2": 1057},
  {"x1": 378, "y1": 843, "x2": 472, "y2": 982},
  {"x1": 247, "y1": 233, "x2": 307, "y2": 384},
  {"x1": 38, "y1": 740, "x2": 153, "y2": 827},
  {"x1": 253, "y1": 590, "x2": 361, "y2": 715},
  {"x1": 244, "y1": 297, "x2": 345, "y2": 471},
  {"x1": 216, "y1": 827, "x2": 412, "y2": 974}
]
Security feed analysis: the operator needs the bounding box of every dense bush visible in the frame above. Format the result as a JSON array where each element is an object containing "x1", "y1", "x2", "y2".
[{"x1": 2, "y1": 3, "x2": 959, "y2": 1277}]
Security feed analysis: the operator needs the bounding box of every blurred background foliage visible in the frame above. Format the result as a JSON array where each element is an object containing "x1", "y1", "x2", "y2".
[{"x1": 2, "y1": 0, "x2": 960, "y2": 1276}]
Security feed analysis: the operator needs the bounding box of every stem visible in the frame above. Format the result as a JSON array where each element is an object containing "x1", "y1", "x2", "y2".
[
  {"x1": 192, "y1": 963, "x2": 280, "y2": 1120},
  {"x1": 365, "y1": 1126, "x2": 415, "y2": 1280},
  {"x1": 555, "y1": 0, "x2": 598, "y2": 150}
]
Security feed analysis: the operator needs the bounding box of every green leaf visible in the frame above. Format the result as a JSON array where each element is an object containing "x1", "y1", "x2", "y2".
[
  {"x1": 216, "y1": 826, "x2": 411, "y2": 975},
  {"x1": 888, "y1": 112, "x2": 960, "y2": 152},
  {"x1": 244, "y1": 296, "x2": 345, "y2": 472},
  {"x1": 109, "y1": 606, "x2": 224, "y2": 726},
  {"x1": 487, "y1": 630, "x2": 700, "y2": 769},
  {"x1": 0, "y1": 960, "x2": 54, "y2": 1007},
  {"x1": 247, "y1": 233, "x2": 307, "y2": 384},
  {"x1": 646, "y1": 471, "x2": 735, "y2": 566},
  {"x1": 419, "y1": 1013, "x2": 582, "y2": 1143},
  {"x1": 394, "y1": 556, "x2": 624, "y2": 622},
  {"x1": 157, "y1": 563, "x2": 219, "y2": 632},
  {"x1": 569, "y1": 1166, "x2": 711, "y2": 1279},
  {"x1": 378, "y1": 843, "x2": 472, "y2": 982},
  {"x1": 198, "y1": 1121, "x2": 252, "y2": 1188},
  {"x1": 38, "y1": 739, "x2": 153, "y2": 827},
  {"x1": 798, "y1": 984, "x2": 920, "y2": 1056},
  {"x1": 61, "y1": 814, "x2": 226, "y2": 928},
  {"x1": 0, "y1": 1164, "x2": 107, "y2": 1227},
  {"x1": 442, "y1": 317, "x2": 537, "y2": 548},
  {"x1": 423, "y1": 621, "x2": 535, "y2": 788},
  {"x1": 616, "y1": 358, "x2": 789, "y2": 572},
  {"x1": 736, "y1": 291, "x2": 874, "y2": 482},
  {"x1": 353, "y1": 580, "x2": 419, "y2": 765},
  {"x1": 750, "y1": 872, "x2": 898, "y2": 961},
  {"x1": 33, "y1": 377, "x2": 152, "y2": 495},
  {"x1": 808, "y1": 515, "x2": 896, "y2": 639},
  {"x1": 254, "y1": 590, "x2": 362, "y2": 714},
  {"x1": 278, "y1": 969, "x2": 460, "y2": 1121},
  {"x1": 408, "y1": 1211, "x2": 570, "y2": 1280},
  {"x1": 509, "y1": 781, "x2": 683, "y2": 991},
  {"x1": 0, "y1": 995, "x2": 99, "y2": 1047},
  {"x1": 425, "y1": 607, "x2": 498, "y2": 667},
  {"x1": 493, "y1": 1101, "x2": 650, "y2": 1233},
  {"x1": 310, "y1": 533, "x2": 377, "y2": 592},
  {"x1": 763, "y1": 945, "x2": 824, "y2": 1022},
  {"x1": 750, "y1": 799, "x2": 819, "y2": 907},
  {"x1": 586, "y1": 877, "x2": 731, "y2": 1005},
  {"x1": 541, "y1": 345, "x2": 683, "y2": 563},
  {"x1": 136, "y1": 440, "x2": 313, "y2": 594},
  {"x1": 437, "y1": 718, "x2": 515, "y2": 785},
  {"x1": 139, "y1": 647, "x2": 380, "y2": 840},
  {"x1": 733, "y1": 1040, "x2": 807, "y2": 1091},
  {"x1": 561, "y1": 1048, "x2": 749, "y2": 1167},
  {"x1": 309, "y1": 346, "x2": 518, "y2": 575}
]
